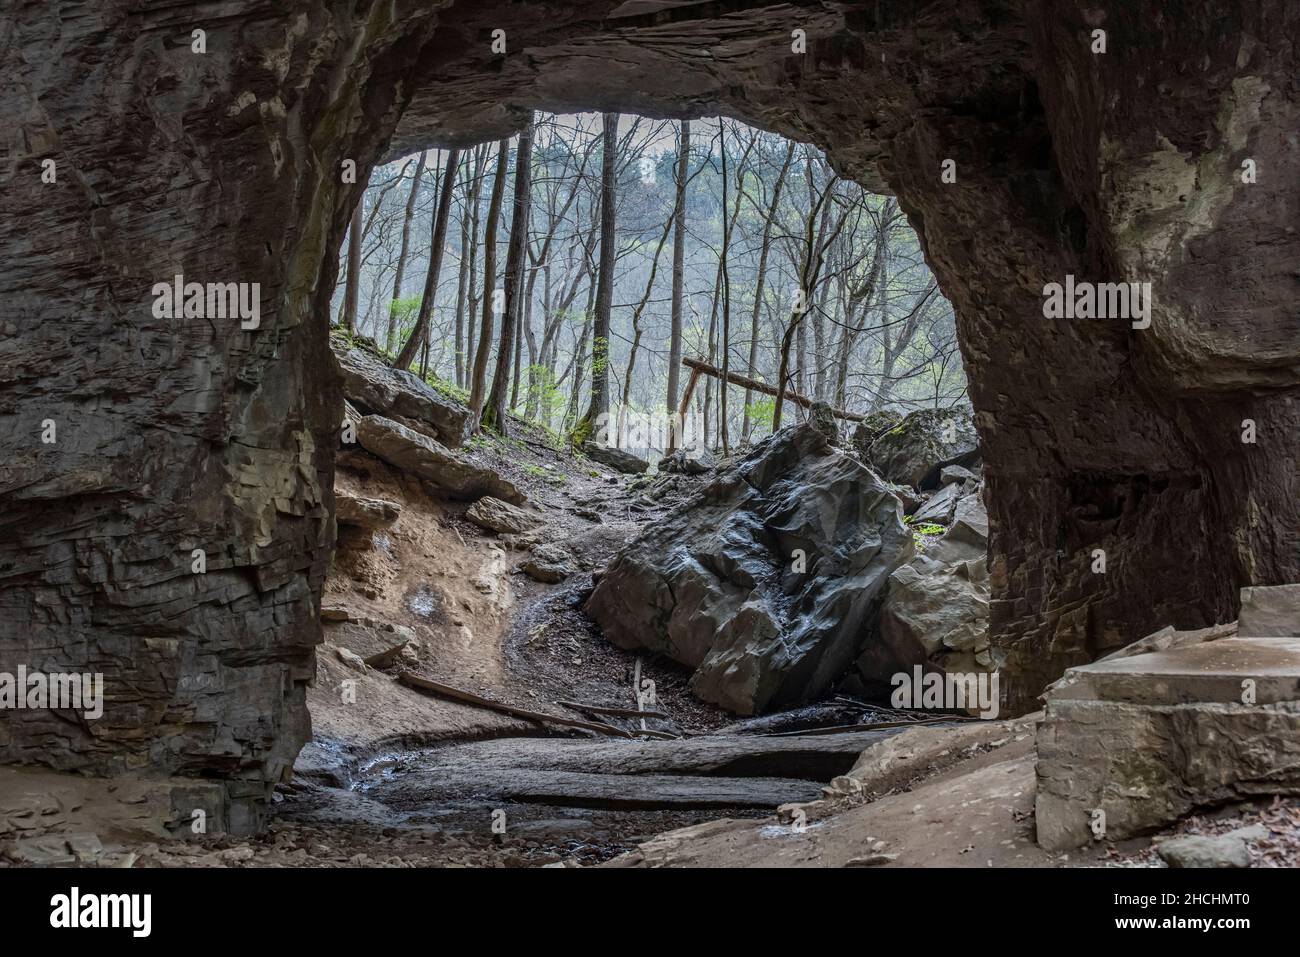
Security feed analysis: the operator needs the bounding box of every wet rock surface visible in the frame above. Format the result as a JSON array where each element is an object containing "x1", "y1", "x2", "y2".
[{"x1": 587, "y1": 423, "x2": 913, "y2": 715}]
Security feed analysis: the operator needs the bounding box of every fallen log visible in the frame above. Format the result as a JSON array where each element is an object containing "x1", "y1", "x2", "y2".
[
  {"x1": 557, "y1": 699, "x2": 671, "y2": 720},
  {"x1": 397, "y1": 672, "x2": 633, "y2": 739}
]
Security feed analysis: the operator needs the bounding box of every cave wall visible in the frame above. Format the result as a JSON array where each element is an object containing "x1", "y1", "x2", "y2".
[{"x1": 1, "y1": 0, "x2": 1295, "y2": 819}]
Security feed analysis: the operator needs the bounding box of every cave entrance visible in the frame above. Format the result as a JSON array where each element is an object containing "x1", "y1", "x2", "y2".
[
  {"x1": 329, "y1": 113, "x2": 969, "y2": 454},
  {"x1": 6, "y1": 1, "x2": 1294, "y2": 836}
]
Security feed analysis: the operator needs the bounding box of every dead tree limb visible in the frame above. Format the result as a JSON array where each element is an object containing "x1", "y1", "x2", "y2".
[
  {"x1": 398, "y1": 672, "x2": 633, "y2": 738},
  {"x1": 682, "y1": 357, "x2": 866, "y2": 423},
  {"x1": 557, "y1": 700, "x2": 670, "y2": 720}
]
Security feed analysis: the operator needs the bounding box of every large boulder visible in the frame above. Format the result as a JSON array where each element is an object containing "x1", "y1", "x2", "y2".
[
  {"x1": 335, "y1": 492, "x2": 401, "y2": 530},
  {"x1": 866, "y1": 408, "x2": 980, "y2": 489},
  {"x1": 586, "y1": 422, "x2": 913, "y2": 715},
  {"x1": 336, "y1": 346, "x2": 472, "y2": 450},
  {"x1": 465, "y1": 496, "x2": 541, "y2": 535},
  {"x1": 857, "y1": 494, "x2": 997, "y2": 702},
  {"x1": 659, "y1": 448, "x2": 715, "y2": 475},
  {"x1": 583, "y1": 441, "x2": 649, "y2": 475},
  {"x1": 356, "y1": 415, "x2": 524, "y2": 504},
  {"x1": 850, "y1": 409, "x2": 904, "y2": 460},
  {"x1": 1238, "y1": 584, "x2": 1300, "y2": 637}
]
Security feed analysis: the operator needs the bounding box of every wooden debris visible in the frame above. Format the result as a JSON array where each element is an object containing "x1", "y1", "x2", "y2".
[
  {"x1": 557, "y1": 699, "x2": 670, "y2": 720},
  {"x1": 397, "y1": 671, "x2": 633, "y2": 739}
]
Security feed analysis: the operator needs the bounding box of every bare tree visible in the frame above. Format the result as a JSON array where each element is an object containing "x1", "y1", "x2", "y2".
[
  {"x1": 576, "y1": 112, "x2": 618, "y2": 443},
  {"x1": 394, "y1": 147, "x2": 462, "y2": 370},
  {"x1": 742, "y1": 139, "x2": 795, "y2": 440},
  {"x1": 468, "y1": 139, "x2": 510, "y2": 418},
  {"x1": 484, "y1": 116, "x2": 535, "y2": 435},
  {"x1": 386, "y1": 150, "x2": 426, "y2": 353},
  {"x1": 341, "y1": 195, "x2": 363, "y2": 333},
  {"x1": 666, "y1": 119, "x2": 689, "y2": 416}
]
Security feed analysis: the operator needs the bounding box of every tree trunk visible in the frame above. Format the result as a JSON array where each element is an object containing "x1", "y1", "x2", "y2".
[
  {"x1": 393, "y1": 147, "x2": 462, "y2": 370},
  {"x1": 484, "y1": 118, "x2": 535, "y2": 434},
  {"x1": 578, "y1": 111, "x2": 618, "y2": 442},
  {"x1": 387, "y1": 150, "x2": 427, "y2": 354},
  {"x1": 772, "y1": 170, "x2": 837, "y2": 431},
  {"x1": 468, "y1": 139, "x2": 510, "y2": 418},
  {"x1": 452, "y1": 152, "x2": 473, "y2": 387},
  {"x1": 464, "y1": 144, "x2": 487, "y2": 385},
  {"x1": 743, "y1": 140, "x2": 794, "y2": 441},
  {"x1": 341, "y1": 195, "x2": 362, "y2": 333},
  {"x1": 666, "y1": 119, "x2": 689, "y2": 417}
]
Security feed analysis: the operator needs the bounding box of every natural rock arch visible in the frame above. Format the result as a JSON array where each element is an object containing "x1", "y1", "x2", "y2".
[{"x1": 2, "y1": 0, "x2": 1296, "y2": 831}]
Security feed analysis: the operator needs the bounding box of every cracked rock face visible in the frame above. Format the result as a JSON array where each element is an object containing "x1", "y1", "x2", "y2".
[{"x1": 2, "y1": 0, "x2": 1297, "y2": 819}]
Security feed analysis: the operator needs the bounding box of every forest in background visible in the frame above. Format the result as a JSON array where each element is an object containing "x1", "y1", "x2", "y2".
[{"x1": 331, "y1": 112, "x2": 969, "y2": 453}]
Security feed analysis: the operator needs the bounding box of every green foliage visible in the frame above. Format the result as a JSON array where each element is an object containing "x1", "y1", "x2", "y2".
[
  {"x1": 903, "y1": 514, "x2": 946, "y2": 550},
  {"x1": 421, "y1": 368, "x2": 470, "y2": 406},
  {"x1": 908, "y1": 522, "x2": 945, "y2": 536},
  {"x1": 568, "y1": 415, "x2": 594, "y2": 450},
  {"x1": 526, "y1": 364, "x2": 564, "y2": 424},
  {"x1": 390, "y1": 295, "x2": 422, "y2": 349},
  {"x1": 746, "y1": 396, "x2": 776, "y2": 434}
]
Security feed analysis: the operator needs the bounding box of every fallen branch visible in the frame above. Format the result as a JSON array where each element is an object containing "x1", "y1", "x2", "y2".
[
  {"x1": 397, "y1": 671, "x2": 633, "y2": 739},
  {"x1": 557, "y1": 699, "x2": 670, "y2": 720},
  {"x1": 586, "y1": 711, "x2": 680, "y2": 741},
  {"x1": 681, "y1": 357, "x2": 866, "y2": 423}
]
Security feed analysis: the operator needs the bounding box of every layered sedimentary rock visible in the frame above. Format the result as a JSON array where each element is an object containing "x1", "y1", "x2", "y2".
[
  {"x1": 1035, "y1": 635, "x2": 1300, "y2": 850},
  {"x1": 355, "y1": 415, "x2": 524, "y2": 503},
  {"x1": 586, "y1": 423, "x2": 912, "y2": 714},
  {"x1": 2, "y1": 0, "x2": 1296, "y2": 820},
  {"x1": 336, "y1": 346, "x2": 471, "y2": 450}
]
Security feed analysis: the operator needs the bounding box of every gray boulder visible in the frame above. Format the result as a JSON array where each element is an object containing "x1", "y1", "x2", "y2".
[
  {"x1": 910, "y1": 481, "x2": 965, "y2": 526},
  {"x1": 850, "y1": 410, "x2": 904, "y2": 460},
  {"x1": 857, "y1": 494, "x2": 996, "y2": 703},
  {"x1": 1156, "y1": 826, "x2": 1267, "y2": 868},
  {"x1": 583, "y1": 441, "x2": 649, "y2": 475},
  {"x1": 867, "y1": 408, "x2": 980, "y2": 489},
  {"x1": 335, "y1": 492, "x2": 401, "y2": 530},
  {"x1": 939, "y1": 464, "x2": 978, "y2": 486},
  {"x1": 336, "y1": 347, "x2": 471, "y2": 449},
  {"x1": 522, "y1": 542, "x2": 575, "y2": 583},
  {"x1": 1238, "y1": 584, "x2": 1300, "y2": 636},
  {"x1": 465, "y1": 496, "x2": 541, "y2": 535},
  {"x1": 356, "y1": 415, "x2": 524, "y2": 504},
  {"x1": 660, "y1": 448, "x2": 715, "y2": 475},
  {"x1": 586, "y1": 422, "x2": 914, "y2": 715},
  {"x1": 1035, "y1": 636, "x2": 1300, "y2": 850}
]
